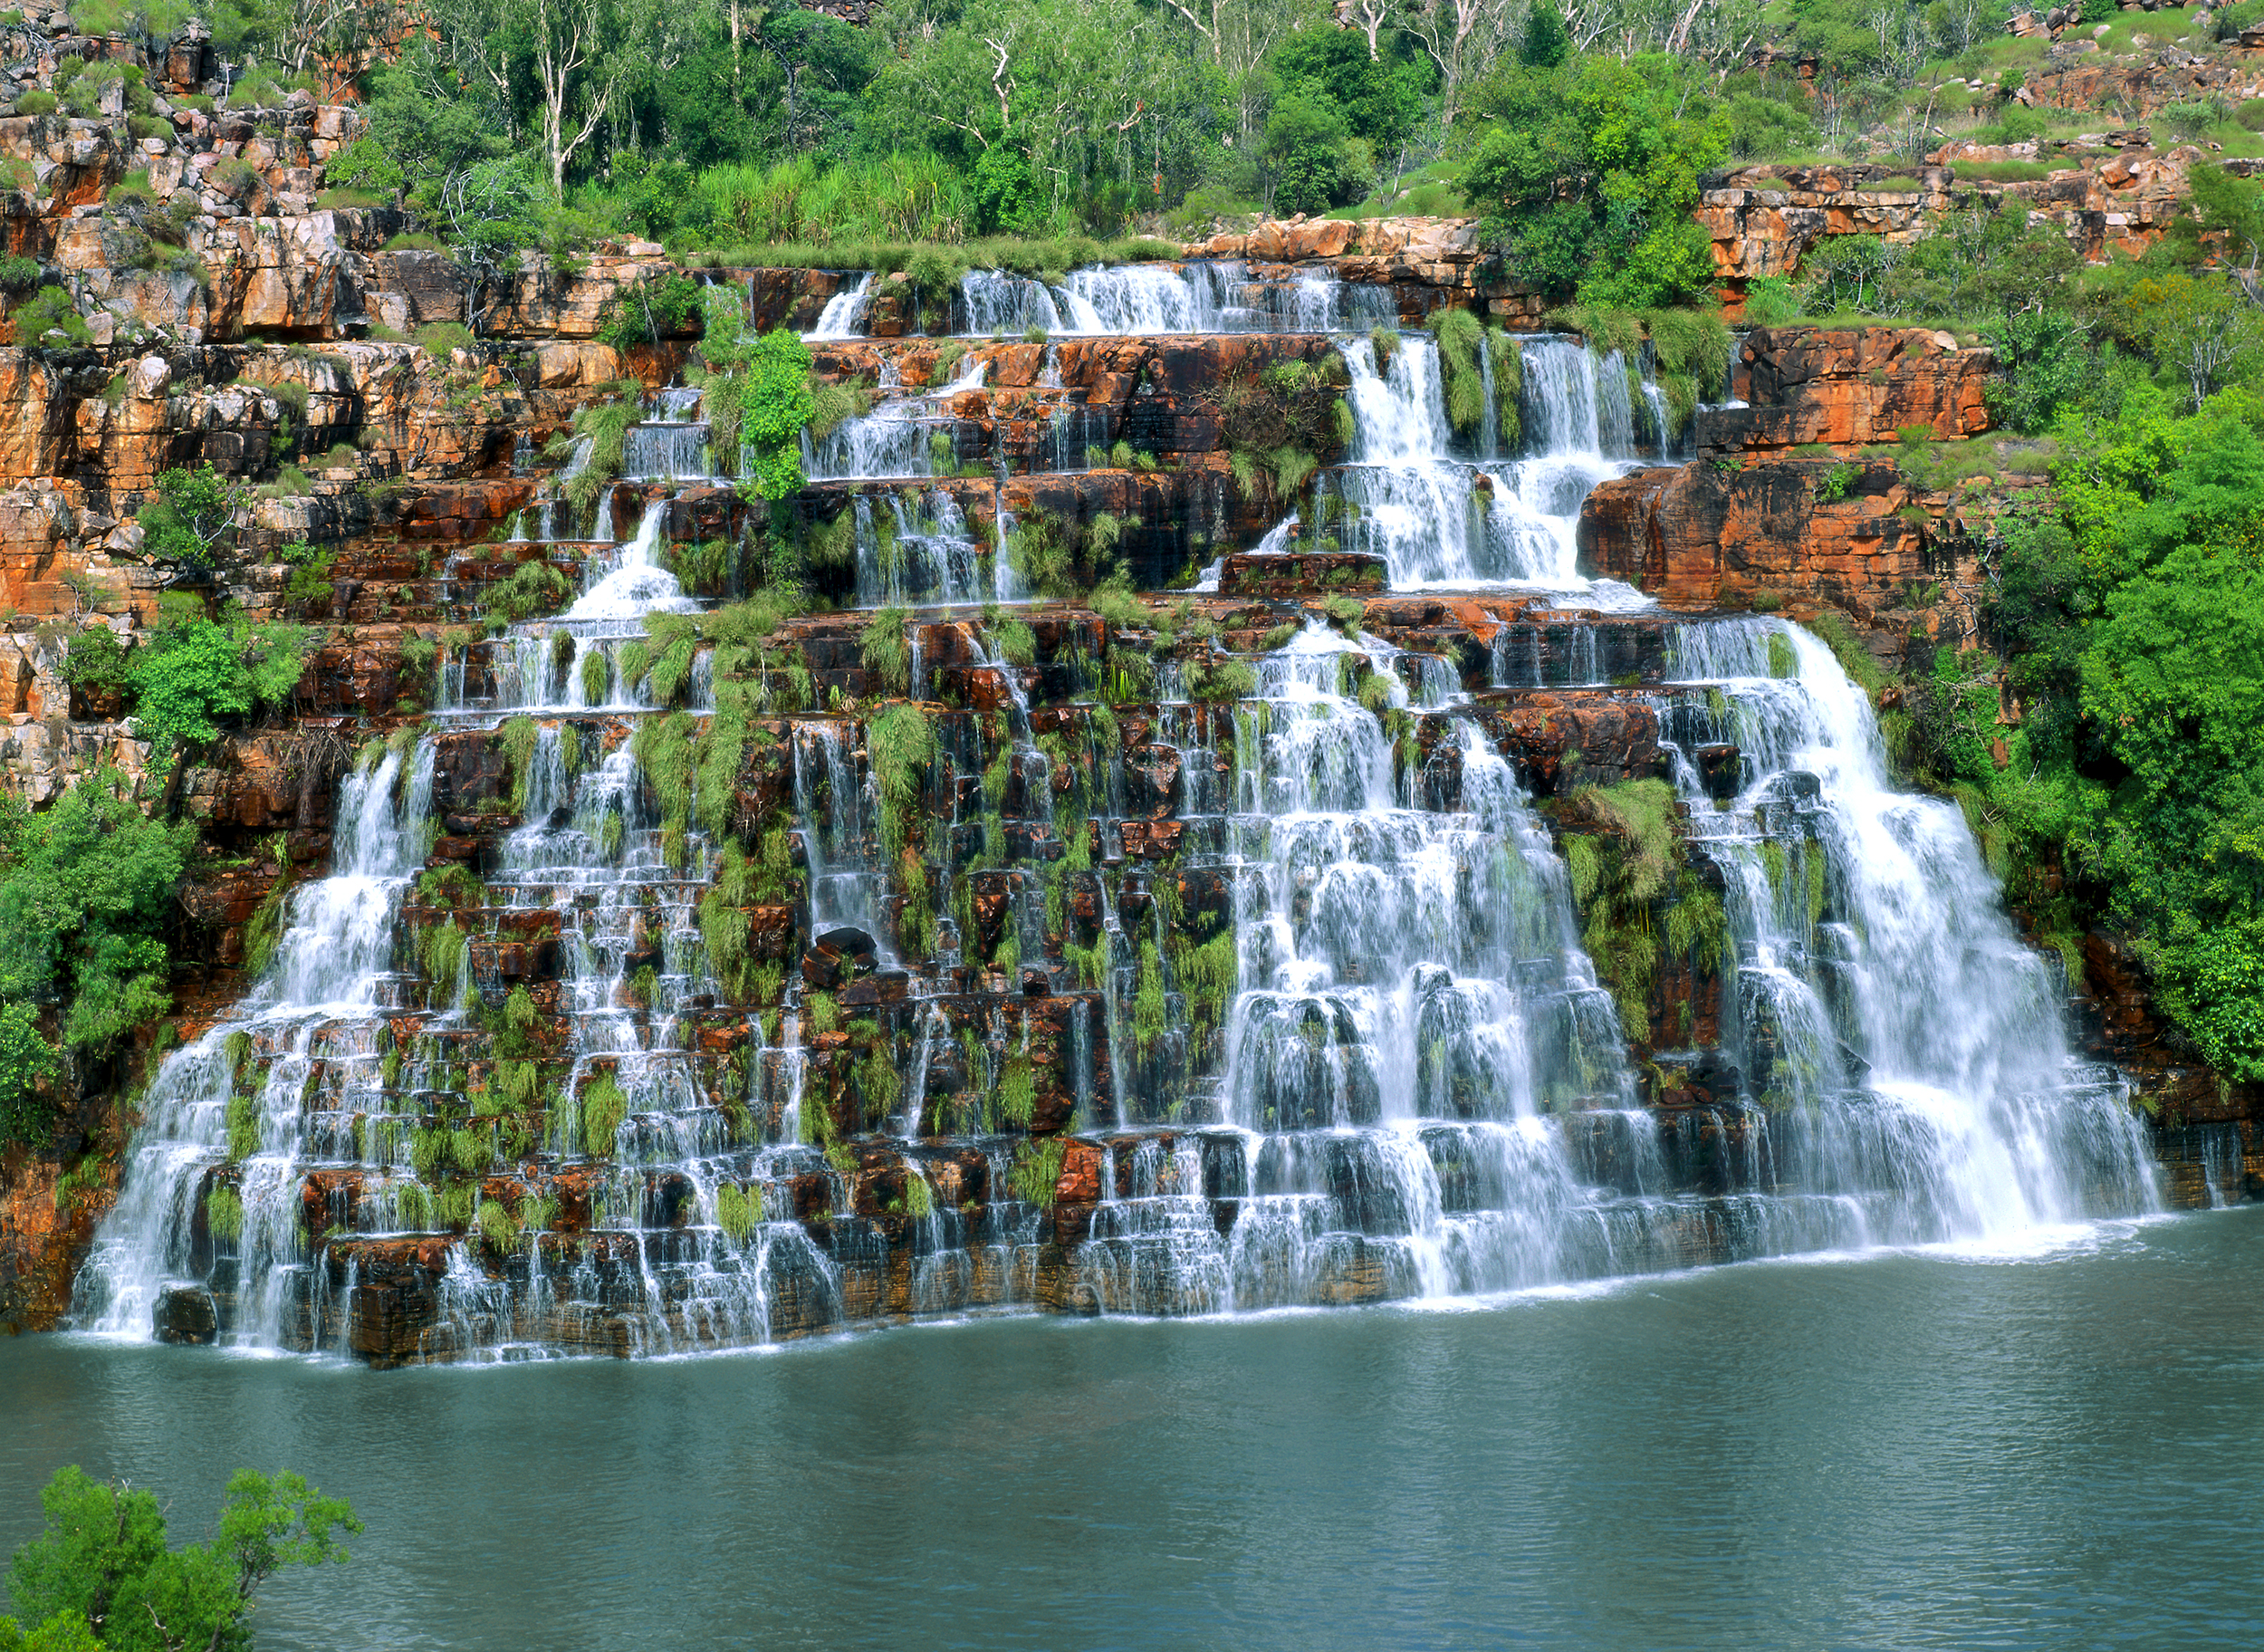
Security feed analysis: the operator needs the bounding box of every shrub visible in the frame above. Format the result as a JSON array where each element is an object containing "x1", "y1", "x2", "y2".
[
  {"x1": 414, "y1": 321, "x2": 474, "y2": 357},
  {"x1": 1953, "y1": 159, "x2": 2052, "y2": 184},
  {"x1": 0, "y1": 766, "x2": 195, "y2": 1138},
  {"x1": 1187, "y1": 657, "x2": 1258, "y2": 702},
  {"x1": 580, "y1": 1071, "x2": 628, "y2": 1155},
  {"x1": 1, "y1": 1464, "x2": 360, "y2": 1648},
  {"x1": 324, "y1": 136, "x2": 404, "y2": 201},
  {"x1": 13, "y1": 91, "x2": 55, "y2": 116},
  {"x1": 130, "y1": 608, "x2": 309, "y2": 745},
  {"x1": 10, "y1": 285, "x2": 88, "y2": 347},
  {"x1": 480, "y1": 560, "x2": 571, "y2": 625},
  {"x1": 0, "y1": 255, "x2": 40, "y2": 293},
  {"x1": 137, "y1": 465, "x2": 245, "y2": 572},
  {"x1": 225, "y1": 72, "x2": 286, "y2": 110},
  {"x1": 595, "y1": 272, "x2": 702, "y2": 351}
]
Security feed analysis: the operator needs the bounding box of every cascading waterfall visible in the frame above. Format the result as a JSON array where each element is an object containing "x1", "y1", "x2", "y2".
[
  {"x1": 803, "y1": 359, "x2": 985, "y2": 483},
  {"x1": 72, "y1": 256, "x2": 2182, "y2": 1366},
  {"x1": 804, "y1": 273, "x2": 874, "y2": 341},
  {"x1": 621, "y1": 388, "x2": 713, "y2": 481},
  {"x1": 1312, "y1": 334, "x2": 1651, "y2": 600},
  {"x1": 72, "y1": 741, "x2": 439, "y2": 1341},
  {"x1": 851, "y1": 489, "x2": 993, "y2": 608},
  {"x1": 71, "y1": 490, "x2": 919, "y2": 1359},
  {"x1": 1070, "y1": 624, "x2": 1647, "y2": 1311},
  {"x1": 949, "y1": 263, "x2": 1396, "y2": 338},
  {"x1": 1652, "y1": 618, "x2": 2162, "y2": 1243}
]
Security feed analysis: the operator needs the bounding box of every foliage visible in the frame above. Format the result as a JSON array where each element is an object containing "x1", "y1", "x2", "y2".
[
  {"x1": 136, "y1": 466, "x2": 247, "y2": 578},
  {"x1": 3, "y1": 1465, "x2": 359, "y2": 1651},
  {"x1": 595, "y1": 272, "x2": 703, "y2": 351},
  {"x1": 580, "y1": 1071, "x2": 628, "y2": 1157},
  {"x1": 480, "y1": 561, "x2": 571, "y2": 626},
  {"x1": 860, "y1": 606, "x2": 910, "y2": 696},
  {"x1": 1007, "y1": 1135, "x2": 1065, "y2": 1205},
  {"x1": 1462, "y1": 54, "x2": 1727, "y2": 308},
  {"x1": 868, "y1": 702, "x2": 933, "y2": 860},
  {"x1": 9, "y1": 287, "x2": 87, "y2": 348},
  {"x1": 0, "y1": 769, "x2": 194, "y2": 1142},
  {"x1": 126, "y1": 603, "x2": 308, "y2": 747},
  {"x1": 1555, "y1": 779, "x2": 1684, "y2": 1033},
  {"x1": 696, "y1": 288, "x2": 812, "y2": 499}
]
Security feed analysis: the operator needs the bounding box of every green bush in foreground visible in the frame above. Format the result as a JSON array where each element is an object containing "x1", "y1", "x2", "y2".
[{"x1": 3, "y1": 1465, "x2": 360, "y2": 1650}]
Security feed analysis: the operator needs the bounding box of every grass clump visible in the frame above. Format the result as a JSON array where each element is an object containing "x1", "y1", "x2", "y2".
[
  {"x1": 580, "y1": 1071, "x2": 628, "y2": 1157},
  {"x1": 1007, "y1": 1136, "x2": 1066, "y2": 1205}
]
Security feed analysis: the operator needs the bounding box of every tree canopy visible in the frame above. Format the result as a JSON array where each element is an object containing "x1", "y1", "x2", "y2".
[{"x1": 3, "y1": 1466, "x2": 360, "y2": 1652}]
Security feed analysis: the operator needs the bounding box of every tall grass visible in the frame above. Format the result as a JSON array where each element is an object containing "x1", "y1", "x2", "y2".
[{"x1": 693, "y1": 151, "x2": 974, "y2": 246}]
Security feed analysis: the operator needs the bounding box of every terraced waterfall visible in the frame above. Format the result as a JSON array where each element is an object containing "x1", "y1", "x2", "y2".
[{"x1": 70, "y1": 261, "x2": 2162, "y2": 1363}]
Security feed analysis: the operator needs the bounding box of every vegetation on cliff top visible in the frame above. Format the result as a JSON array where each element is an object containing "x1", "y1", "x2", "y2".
[{"x1": 280, "y1": 0, "x2": 1830, "y2": 276}]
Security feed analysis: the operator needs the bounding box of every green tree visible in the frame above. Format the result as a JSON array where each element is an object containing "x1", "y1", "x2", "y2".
[
  {"x1": 135, "y1": 467, "x2": 245, "y2": 579},
  {"x1": 1521, "y1": 0, "x2": 1569, "y2": 68},
  {"x1": 1262, "y1": 91, "x2": 1357, "y2": 216},
  {"x1": 2118, "y1": 272, "x2": 2264, "y2": 411},
  {"x1": 1461, "y1": 53, "x2": 1727, "y2": 307},
  {"x1": 0, "y1": 768, "x2": 192, "y2": 1144},
  {"x1": 4, "y1": 1466, "x2": 360, "y2": 1651},
  {"x1": 2077, "y1": 533, "x2": 2264, "y2": 1075},
  {"x1": 129, "y1": 607, "x2": 309, "y2": 748}
]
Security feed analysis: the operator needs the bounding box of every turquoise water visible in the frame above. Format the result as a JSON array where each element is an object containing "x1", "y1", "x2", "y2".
[{"x1": 5, "y1": 1210, "x2": 2261, "y2": 1650}]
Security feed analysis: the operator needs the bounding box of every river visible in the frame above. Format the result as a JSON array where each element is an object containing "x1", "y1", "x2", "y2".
[{"x1": 5, "y1": 1208, "x2": 2259, "y2": 1650}]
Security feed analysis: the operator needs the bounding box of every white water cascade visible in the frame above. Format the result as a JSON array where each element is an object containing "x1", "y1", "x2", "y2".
[
  {"x1": 803, "y1": 358, "x2": 986, "y2": 483},
  {"x1": 65, "y1": 256, "x2": 2179, "y2": 1365},
  {"x1": 72, "y1": 742, "x2": 440, "y2": 1341},
  {"x1": 1311, "y1": 333, "x2": 1654, "y2": 600},
  {"x1": 71, "y1": 495, "x2": 857, "y2": 1358},
  {"x1": 1071, "y1": 624, "x2": 1653, "y2": 1311},
  {"x1": 1655, "y1": 618, "x2": 2162, "y2": 1243},
  {"x1": 948, "y1": 263, "x2": 1397, "y2": 338},
  {"x1": 804, "y1": 273, "x2": 874, "y2": 341}
]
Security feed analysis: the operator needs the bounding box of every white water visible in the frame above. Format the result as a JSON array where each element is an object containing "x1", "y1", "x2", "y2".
[
  {"x1": 72, "y1": 742, "x2": 438, "y2": 1340},
  {"x1": 804, "y1": 273, "x2": 874, "y2": 341},
  {"x1": 1650, "y1": 619, "x2": 2162, "y2": 1241},
  {"x1": 69, "y1": 260, "x2": 2172, "y2": 1360},
  {"x1": 850, "y1": 489, "x2": 995, "y2": 608},
  {"x1": 950, "y1": 263, "x2": 1396, "y2": 338},
  {"x1": 803, "y1": 358, "x2": 985, "y2": 483},
  {"x1": 1312, "y1": 334, "x2": 1650, "y2": 604}
]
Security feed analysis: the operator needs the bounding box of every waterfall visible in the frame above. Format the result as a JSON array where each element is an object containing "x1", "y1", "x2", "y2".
[
  {"x1": 792, "y1": 722, "x2": 886, "y2": 950},
  {"x1": 70, "y1": 254, "x2": 2181, "y2": 1365},
  {"x1": 955, "y1": 263, "x2": 1396, "y2": 337},
  {"x1": 621, "y1": 389, "x2": 714, "y2": 480},
  {"x1": 72, "y1": 740, "x2": 439, "y2": 1340},
  {"x1": 852, "y1": 489, "x2": 991, "y2": 608},
  {"x1": 568, "y1": 499, "x2": 695, "y2": 621},
  {"x1": 804, "y1": 273, "x2": 874, "y2": 341},
  {"x1": 1320, "y1": 334, "x2": 1651, "y2": 600},
  {"x1": 803, "y1": 358, "x2": 985, "y2": 483},
  {"x1": 1655, "y1": 618, "x2": 2162, "y2": 1241},
  {"x1": 1060, "y1": 623, "x2": 1644, "y2": 1311}
]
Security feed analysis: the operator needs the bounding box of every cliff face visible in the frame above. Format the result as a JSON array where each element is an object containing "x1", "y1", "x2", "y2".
[{"x1": 1577, "y1": 328, "x2": 2007, "y2": 658}]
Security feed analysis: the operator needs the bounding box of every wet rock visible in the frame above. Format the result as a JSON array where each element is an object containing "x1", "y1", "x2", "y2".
[{"x1": 153, "y1": 1284, "x2": 217, "y2": 1344}]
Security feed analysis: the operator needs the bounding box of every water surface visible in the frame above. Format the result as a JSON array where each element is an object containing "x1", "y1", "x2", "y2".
[{"x1": 6, "y1": 1212, "x2": 2260, "y2": 1650}]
